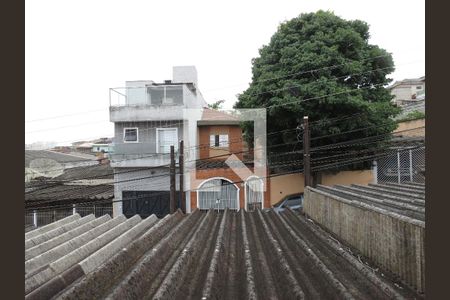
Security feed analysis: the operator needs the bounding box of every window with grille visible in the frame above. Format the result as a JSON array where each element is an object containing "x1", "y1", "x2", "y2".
[
  {"x1": 210, "y1": 134, "x2": 229, "y2": 148},
  {"x1": 157, "y1": 128, "x2": 178, "y2": 153}
]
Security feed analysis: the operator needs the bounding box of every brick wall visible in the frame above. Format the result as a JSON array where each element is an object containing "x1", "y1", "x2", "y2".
[{"x1": 198, "y1": 125, "x2": 244, "y2": 160}]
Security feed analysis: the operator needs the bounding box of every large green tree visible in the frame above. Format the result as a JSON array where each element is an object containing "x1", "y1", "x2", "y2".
[{"x1": 235, "y1": 10, "x2": 400, "y2": 172}]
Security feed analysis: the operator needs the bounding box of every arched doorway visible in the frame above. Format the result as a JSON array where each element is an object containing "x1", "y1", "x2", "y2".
[
  {"x1": 245, "y1": 176, "x2": 264, "y2": 211},
  {"x1": 197, "y1": 178, "x2": 239, "y2": 210}
]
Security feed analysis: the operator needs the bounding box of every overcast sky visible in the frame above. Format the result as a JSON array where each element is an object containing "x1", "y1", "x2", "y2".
[{"x1": 25, "y1": 0, "x2": 424, "y2": 146}]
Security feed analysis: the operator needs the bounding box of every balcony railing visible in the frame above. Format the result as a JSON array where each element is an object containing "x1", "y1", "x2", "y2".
[{"x1": 110, "y1": 85, "x2": 184, "y2": 107}]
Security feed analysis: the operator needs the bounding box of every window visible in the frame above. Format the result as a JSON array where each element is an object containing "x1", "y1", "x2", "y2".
[
  {"x1": 147, "y1": 85, "x2": 183, "y2": 105},
  {"x1": 157, "y1": 128, "x2": 178, "y2": 153},
  {"x1": 210, "y1": 134, "x2": 229, "y2": 148},
  {"x1": 124, "y1": 128, "x2": 138, "y2": 143}
]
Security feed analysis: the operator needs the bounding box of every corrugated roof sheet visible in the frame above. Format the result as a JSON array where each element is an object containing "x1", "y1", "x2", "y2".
[
  {"x1": 314, "y1": 183, "x2": 425, "y2": 221},
  {"x1": 52, "y1": 164, "x2": 114, "y2": 181},
  {"x1": 25, "y1": 209, "x2": 420, "y2": 299},
  {"x1": 25, "y1": 150, "x2": 95, "y2": 167},
  {"x1": 25, "y1": 184, "x2": 114, "y2": 204}
]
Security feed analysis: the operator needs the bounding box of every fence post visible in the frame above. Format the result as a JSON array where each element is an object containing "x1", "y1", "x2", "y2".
[
  {"x1": 72, "y1": 204, "x2": 76, "y2": 215},
  {"x1": 397, "y1": 150, "x2": 401, "y2": 184},
  {"x1": 33, "y1": 210, "x2": 37, "y2": 227},
  {"x1": 372, "y1": 160, "x2": 378, "y2": 184},
  {"x1": 409, "y1": 149, "x2": 413, "y2": 182}
]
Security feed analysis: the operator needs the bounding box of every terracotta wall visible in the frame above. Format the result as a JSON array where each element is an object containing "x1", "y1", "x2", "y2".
[
  {"x1": 269, "y1": 170, "x2": 374, "y2": 206},
  {"x1": 394, "y1": 118, "x2": 425, "y2": 137},
  {"x1": 270, "y1": 173, "x2": 305, "y2": 206}
]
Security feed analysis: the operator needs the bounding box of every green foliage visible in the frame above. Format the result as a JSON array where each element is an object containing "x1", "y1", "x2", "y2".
[
  {"x1": 234, "y1": 10, "x2": 400, "y2": 171},
  {"x1": 397, "y1": 110, "x2": 425, "y2": 122},
  {"x1": 208, "y1": 100, "x2": 225, "y2": 110}
]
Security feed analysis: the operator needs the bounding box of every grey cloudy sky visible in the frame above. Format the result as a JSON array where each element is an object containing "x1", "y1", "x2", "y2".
[{"x1": 25, "y1": 0, "x2": 424, "y2": 145}]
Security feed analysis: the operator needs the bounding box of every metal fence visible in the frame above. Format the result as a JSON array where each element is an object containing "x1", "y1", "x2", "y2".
[
  {"x1": 25, "y1": 203, "x2": 113, "y2": 229},
  {"x1": 376, "y1": 146, "x2": 425, "y2": 184}
]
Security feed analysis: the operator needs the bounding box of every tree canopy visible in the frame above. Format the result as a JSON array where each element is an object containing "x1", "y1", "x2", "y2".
[
  {"x1": 234, "y1": 10, "x2": 400, "y2": 172},
  {"x1": 208, "y1": 99, "x2": 225, "y2": 110}
]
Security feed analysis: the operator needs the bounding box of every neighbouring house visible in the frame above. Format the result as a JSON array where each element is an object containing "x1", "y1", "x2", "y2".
[
  {"x1": 92, "y1": 143, "x2": 112, "y2": 154},
  {"x1": 389, "y1": 76, "x2": 425, "y2": 106},
  {"x1": 25, "y1": 163, "x2": 115, "y2": 227},
  {"x1": 72, "y1": 142, "x2": 94, "y2": 154},
  {"x1": 25, "y1": 150, "x2": 98, "y2": 182},
  {"x1": 190, "y1": 108, "x2": 269, "y2": 211},
  {"x1": 109, "y1": 66, "x2": 269, "y2": 218},
  {"x1": 109, "y1": 66, "x2": 208, "y2": 218}
]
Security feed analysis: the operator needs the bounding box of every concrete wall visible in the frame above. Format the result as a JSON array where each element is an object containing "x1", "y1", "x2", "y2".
[
  {"x1": 394, "y1": 118, "x2": 425, "y2": 137},
  {"x1": 303, "y1": 187, "x2": 425, "y2": 293},
  {"x1": 269, "y1": 170, "x2": 374, "y2": 205}
]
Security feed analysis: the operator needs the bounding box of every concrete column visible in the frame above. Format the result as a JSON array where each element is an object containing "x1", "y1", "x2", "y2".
[
  {"x1": 186, "y1": 192, "x2": 191, "y2": 213},
  {"x1": 113, "y1": 200, "x2": 123, "y2": 218}
]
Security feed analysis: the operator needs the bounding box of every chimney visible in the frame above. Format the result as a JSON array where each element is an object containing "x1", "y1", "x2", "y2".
[{"x1": 172, "y1": 66, "x2": 198, "y2": 87}]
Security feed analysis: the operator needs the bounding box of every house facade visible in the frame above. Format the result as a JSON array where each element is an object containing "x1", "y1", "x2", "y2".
[
  {"x1": 110, "y1": 66, "x2": 206, "y2": 217},
  {"x1": 389, "y1": 76, "x2": 425, "y2": 106},
  {"x1": 109, "y1": 66, "x2": 268, "y2": 218},
  {"x1": 190, "y1": 108, "x2": 270, "y2": 212}
]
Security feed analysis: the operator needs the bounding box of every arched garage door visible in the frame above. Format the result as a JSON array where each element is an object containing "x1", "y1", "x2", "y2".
[
  {"x1": 245, "y1": 176, "x2": 264, "y2": 211},
  {"x1": 198, "y1": 178, "x2": 239, "y2": 210}
]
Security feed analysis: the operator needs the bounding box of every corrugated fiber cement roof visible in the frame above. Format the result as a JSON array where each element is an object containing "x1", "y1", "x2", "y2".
[{"x1": 25, "y1": 209, "x2": 422, "y2": 300}]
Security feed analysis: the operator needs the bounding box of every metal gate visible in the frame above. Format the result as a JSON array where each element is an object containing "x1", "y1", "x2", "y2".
[
  {"x1": 376, "y1": 146, "x2": 425, "y2": 184},
  {"x1": 198, "y1": 178, "x2": 239, "y2": 210},
  {"x1": 122, "y1": 191, "x2": 176, "y2": 218},
  {"x1": 245, "y1": 177, "x2": 264, "y2": 211}
]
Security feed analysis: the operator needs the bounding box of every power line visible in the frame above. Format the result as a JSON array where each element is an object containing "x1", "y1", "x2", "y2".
[
  {"x1": 26, "y1": 125, "x2": 424, "y2": 201},
  {"x1": 25, "y1": 108, "x2": 107, "y2": 123}
]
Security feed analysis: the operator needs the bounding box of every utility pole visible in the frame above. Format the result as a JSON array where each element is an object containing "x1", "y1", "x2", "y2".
[
  {"x1": 303, "y1": 116, "x2": 311, "y2": 187},
  {"x1": 170, "y1": 145, "x2": 176, "y2": 213},
  {"x1": 179, "y1": 140, "x2": 185, "y2": 213}
]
